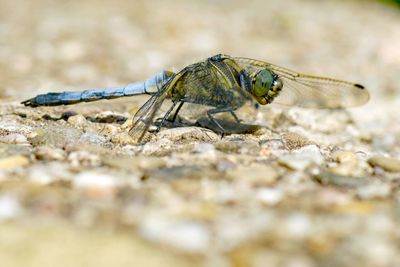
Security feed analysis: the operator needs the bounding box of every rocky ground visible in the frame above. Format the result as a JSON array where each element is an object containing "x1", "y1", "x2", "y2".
[{"x1": 1, "y1": 0, "x2": 400, "y2": 266}]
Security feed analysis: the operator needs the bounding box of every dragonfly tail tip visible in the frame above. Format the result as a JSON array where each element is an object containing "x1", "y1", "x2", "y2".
[
  {"x1": 354, "y1": 83, "x2": 365, "y2": 89},
  {"x1": 21, "y1": 99, "x2": 34, "y2": 107}
]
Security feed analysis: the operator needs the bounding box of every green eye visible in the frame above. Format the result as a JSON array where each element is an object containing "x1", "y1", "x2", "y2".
[{"x1": 252, "y1": 69, "x2": 274, "y2": 97}]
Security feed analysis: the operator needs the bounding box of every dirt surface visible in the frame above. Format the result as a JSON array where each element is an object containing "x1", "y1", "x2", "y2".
[{"x1": 1, "y1": 0, "x2": 400, "y2": 266}]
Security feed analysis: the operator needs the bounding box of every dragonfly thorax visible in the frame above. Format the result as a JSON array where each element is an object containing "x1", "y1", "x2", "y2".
[{"x1": 251, "y1": 69, "x2": 283, "y2": 105}]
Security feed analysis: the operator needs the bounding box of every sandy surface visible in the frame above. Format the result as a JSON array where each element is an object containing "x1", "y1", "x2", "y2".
[{"x1": 1, "y1": 0, "x2": 400, "y2": 266}]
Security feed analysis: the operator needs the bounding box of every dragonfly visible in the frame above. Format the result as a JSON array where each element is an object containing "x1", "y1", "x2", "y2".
[{"x1": 22, "y1": 54, "x2": 369, "y2": 143}]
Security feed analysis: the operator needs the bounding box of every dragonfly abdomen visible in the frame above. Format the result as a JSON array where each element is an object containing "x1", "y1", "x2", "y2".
[{"x1": 21, "y1": 71, "x2": 174, "y2": 107}]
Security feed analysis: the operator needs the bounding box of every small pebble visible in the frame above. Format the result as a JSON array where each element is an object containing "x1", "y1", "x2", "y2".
[
  {"x1": 100, "y1": 124, "x2": 119, "y2": 136},
  {"x1": 67, "y1": 114, "x2": 88, "y2": 128},
  {"x1": 331, "y1": 150, "x2": 357, "y2": 163},
  {"x1": 279, "y1": 145, "x2": 324, "y2": 170},
  {"x1": 229, "y1": 165, "x2": 279, "y2": 186},
  {"x1": 329, "y1": 151, "x2": 366, "y2": 176},
  {"x1": 79, "y1": 132, "x2": 108, "y2": 145},
  {"x1": 139, "y1": 215, "x2": 210, "y2": 253},
  {"x1": 192, "y1": 143, "x2": 216, "y2": 154},
  {"x1": 329, "y1": 162, "x2": 364, "y2": 177},
  {"x1": 68, "y1": 151, "x2": 102, "y2": 167},
  {"x1": 215, "y1": 159, "x2": 237, "y2": 172},
  {"x1": 104, "y1": 156, "x2": 164, "y2": 172},
  {"x1": 34, "y1": 146, "x2": 66, "y2": 161},
  {"x1": 27, "y1": 166, "x2": 55, "y2": 184},
  {"x1": 111, "y1": 132, "x2": 138, "y2": 145},
  {"x1": 256, "y1": 188, "x2": 283, "y2": 205},
  {"x1": 0, "y1": 195, "x2": 22, "y2": 220},
  {"x1": 260, "y1": 139, "x2": 286, "y2": 150},
  {"x1": 0, "y1": 133, "x2": 29, "y2": 144},
  {"x1": 157, "y1": 127, "x2": 219, "y2": 143},
  {"x1": 356, "y1": 181, "x2": 391, "y2": 199},
  {"x1": 0, "y1": 144, "x2": 31, "y2": 158},
  {"x1": 315, "y1": 172, "x2": 368, "y2": 188},
  {"x1": 73, "y1": 171, "x2": 119, "y2": 198},
  {"x1": 282, "y1": 132, "x2": 313, "y2": 150},
  {"x1": 73, "y1": 171, "x2": 117, "y2": 189},
  {"x1": 94, "y1": 111, "x2": 127, "y2": 124},
  {"x1": 191, "y1": 143, "x2": 217, "y2": 161},
  {"x1": 141, "y1": 138, "x2": 191, "y2": 156},
  {"x1": 282, "y1": 213, "x2": 311, "y2": 240},
  {"x1": 368, "y1": 156, "x2": 400, "y2": 172},
  {"x1": 30, "y1": 127, "x2": 83, "y2": 148},
  {"x1": 215, "y1": 140, "x2": 260, "y2": 155},
  {"x1": 0, "y1": 155, "x2": 29, "y2": 170}
]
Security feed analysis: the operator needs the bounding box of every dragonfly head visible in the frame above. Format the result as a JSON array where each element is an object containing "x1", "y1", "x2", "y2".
[{"x1": 251, "y1": 69, "x2": 283, "y2": 105}]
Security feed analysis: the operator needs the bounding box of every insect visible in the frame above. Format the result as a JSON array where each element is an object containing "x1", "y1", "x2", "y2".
[{"x1": 22, "y1": 54, "x2": 369, "y2": 142}]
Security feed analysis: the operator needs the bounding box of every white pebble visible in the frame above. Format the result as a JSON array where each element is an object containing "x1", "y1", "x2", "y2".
[
  {"x1": 256, "y1": 188, "x2": 283, "y2": 205},
  {"x1": 0, "y1": 133, "x2": 28, "y2": 144},
  {"x1": 279, "y1": 145, "x2": 324, "y2": 170},
  {"x1": 0, "y1": 195, "x2": 22, "y2": 220},
  {"x1": 73, "y1": 171, "x2": 117, "y2": 189},
  {"x1": 139, "y1": 215, "x2": 209, "y2": 253},
  {"x1": 283, "y1": 213, "x2": 311, "y2": 240}
]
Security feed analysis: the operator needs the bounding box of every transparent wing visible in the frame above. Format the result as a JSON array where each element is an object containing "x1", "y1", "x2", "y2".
[
  {"x1": 128, "y1": 77, "x2": 176, "y2": 143},
  {"x1": 128, "y1": 94, "x2": 164, "y2": 143},
  {"x1": 234, "y1": 57, "x2": 369, "y2": 108}
]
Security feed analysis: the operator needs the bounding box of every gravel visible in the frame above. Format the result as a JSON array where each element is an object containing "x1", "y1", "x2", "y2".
[{"x1": 1, "y1": 0, "x2": 400, "y2": 266}]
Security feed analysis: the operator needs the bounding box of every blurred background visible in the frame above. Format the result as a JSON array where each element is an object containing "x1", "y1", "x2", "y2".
[
  {"x1": 1, "y1": 0, "x2": 399, "y2": 100},
  {"x1": 1, "y1": 0, "x2": 400, "y2": 266}
]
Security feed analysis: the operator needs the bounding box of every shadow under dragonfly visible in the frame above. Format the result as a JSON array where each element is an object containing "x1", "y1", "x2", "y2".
[{"x1": 152, "y1": 115, "x2": 263, "y2": 135}]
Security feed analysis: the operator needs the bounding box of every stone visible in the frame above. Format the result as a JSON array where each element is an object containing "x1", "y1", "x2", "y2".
[
  {"x1": 215, "y1": 140, "x2": 260, "y2": 155},
  {"x1": 67, "y1": 114, "x2": 88, "y2": 128},
  {"x1": 331, "y1": 150, "x2": 358, "y2": 163},
  {"x1": 0, "y1": 155, "x2": 30, "y2": 170},
  {"x1": 30, "y1": 127, "x2": 83, "y2": 148},
  {"x1": 34, "y1": 146, "x2": 66, "y2": 161},
  {"x1": 315, "y1": 171, "x2": 369, "y2": 188},
  {"x1": 0, "y1": 144, "x2": 31, "y2": 158},
  {"x1": 282, "y1": 132, "x2": 314, "y2": 150},
  {"x1": 79, "y1": 132, "x2": 108, "y2": 145},
  {"x1": 279, "y1": 145, "x2": 324, "y2": 170},
  {"x1": 68, "y1": 151, "x2": 102, "y2": 167},
  {"x1": 0, "y1": 133, "x2": 28, "y2": 144},
  {"x1": 329, "y1": 162, "x2": 364, "y2": 177},
  {"x1": 73, "y1": 171, "x2": 117, "y2": 189},
  {"x1": 329, "y1": 151, "x2": 365, "y2": 177},
  {"x1": 73, "y1": 171, "x2": 119, "y2": 198},
  {"x1": 368, "y1": 156, "x2": 400, "y2": 172},
  {"x1": 256, "y1": 188, "x2": 283, "y2": 205},
  {"x1": 157, "y1": 127, "x2": 219, "y2": 143},
  {"x1": 229, "y1": 165, "x2": 279, "y2": 186},
  {"x1": 139, "y1": 215, "x2": 210, "y2": 253},
  {"x1": 356, "y1": 181, "x2": 391, "y2": 199},
  {"x1": 0, "y1": 195, "x2": 22, "y2": 220}
]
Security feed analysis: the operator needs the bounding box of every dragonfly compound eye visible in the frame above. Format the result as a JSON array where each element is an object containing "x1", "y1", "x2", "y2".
[
  {"x1": 252, "y1": 69, "x2": 274, "y2": 97},
  {"x1": 251, "y1": 69, "x2": 277, "y2": 104}
]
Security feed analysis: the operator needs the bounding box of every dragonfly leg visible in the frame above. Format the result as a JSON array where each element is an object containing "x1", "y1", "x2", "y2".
[
  {"x1": 170, "y1": 101, "x2": 185, "y2": 122},
  {"x1": 156, "y1": 101, "x2": 179, "y2": 132},
  {"x1": 230, "y1": 111, "x2": 241, "y2": 123},
  {"x1": 207, "y1": 107, "x2": 237, "y2": 133}
]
